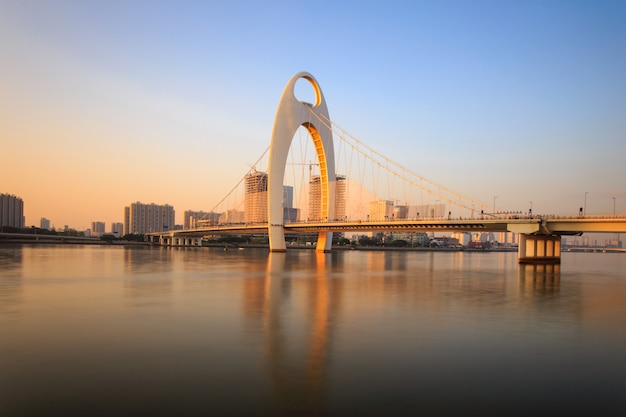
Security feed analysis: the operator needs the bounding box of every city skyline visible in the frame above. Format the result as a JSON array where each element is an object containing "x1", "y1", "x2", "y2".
[{"x1": 2, "y1": 1, "x2": 625, "y2": 229}]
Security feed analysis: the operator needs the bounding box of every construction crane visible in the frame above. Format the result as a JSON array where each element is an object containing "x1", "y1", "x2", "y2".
[{"x1": 286, "y1": 161, "x2": 319, "y2": 183}]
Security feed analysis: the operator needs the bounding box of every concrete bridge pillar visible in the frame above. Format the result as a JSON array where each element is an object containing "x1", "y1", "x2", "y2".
[
  {"x1": 185, "y1": 238, "x2": 201, "y2": 247},
  {"x1": 158, "y1": 235, "x2": 201, "y2": 247},
  {"x1": 518, "y1": 234, "x2": 561, "y2": 264}
]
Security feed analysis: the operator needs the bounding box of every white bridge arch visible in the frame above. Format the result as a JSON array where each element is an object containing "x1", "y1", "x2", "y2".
[{"x1": 268, "y1": 72, "x2": 336, "y2": 252}]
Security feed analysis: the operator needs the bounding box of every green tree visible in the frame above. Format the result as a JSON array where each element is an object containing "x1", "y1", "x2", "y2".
[
  {"x1": 100, "y1": 234, "x2": 117, "y2": 242},
  {"x1": 357, "y1": 235, "x2": 379, "y2": 246}
]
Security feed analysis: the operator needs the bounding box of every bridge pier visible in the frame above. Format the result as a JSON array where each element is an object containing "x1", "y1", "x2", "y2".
[
  {"x1": 156, "y1": 235, "x2": 202, "y2": 247},
  {"x1": 173, "y1": 236, "x2": 202, "y2": 247},
  {"x1": 269, "y1": 224, "x2": 287, "y2": 252},
  {"x1": 316, "y1": 231, "x2": 332, "y2": 253},
  {"x1": 518, "y1": 234, "x2": 561, "y2": 264}
]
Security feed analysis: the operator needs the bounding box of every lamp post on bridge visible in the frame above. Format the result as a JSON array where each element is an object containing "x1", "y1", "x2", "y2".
[
  {"x1": 529, "y1": 201, "x2": 533, "y2": 216},
  {"x1": 584, "y1": 191, "x2": 589, "y2": 216},
  {"x1": 614, "y1": 197, "x2": 621, "y2": 248},
  {"x1": 493, "y1": 196, "x2": 498, "y2": 214},
  {"x1": 612, "y1": 196, "x2": 616, "y2": 215}
]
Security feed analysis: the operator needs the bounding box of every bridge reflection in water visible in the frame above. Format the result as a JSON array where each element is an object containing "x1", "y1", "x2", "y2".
[
  {"x1": 245, "y1": 252, "x2": 339, "y2": 416},
  {"x1": 240, "y1": 250, "x2": 622, "y2": 415},
  {"x1": 518, "y1": 263, "x2": 561, "y2": 297},
  {"x1": 3, "y1": 246, "x2": 626, "y2": 415}
]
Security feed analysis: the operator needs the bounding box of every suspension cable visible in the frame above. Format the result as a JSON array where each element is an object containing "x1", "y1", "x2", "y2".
[
  {"x1": 307, "y1": 107, "x2": 495, "y2": 215},
  {"x1": 206, "y1": 145, "x2": 270, "y2": 216}
]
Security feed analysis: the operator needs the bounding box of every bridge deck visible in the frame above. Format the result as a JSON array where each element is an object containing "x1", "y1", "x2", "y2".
[{"x1": 148, "y1": 215, "x2": 626, "y2": 239}]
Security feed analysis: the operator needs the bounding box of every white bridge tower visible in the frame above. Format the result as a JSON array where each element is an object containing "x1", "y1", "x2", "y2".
[{"x1": 267, "y1": 72, "x2": 336, "y2": 252}]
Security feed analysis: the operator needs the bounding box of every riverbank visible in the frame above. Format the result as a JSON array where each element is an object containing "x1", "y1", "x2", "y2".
[
  {"x1": 208, "y1": 242, "x2": 518, "y2": 252},
  {"x1": 0, "y1": 235, "x2": 519, "y2": 252},
  {"x1": 0, "y1": 233, "x2": 151, "y2": 246}
]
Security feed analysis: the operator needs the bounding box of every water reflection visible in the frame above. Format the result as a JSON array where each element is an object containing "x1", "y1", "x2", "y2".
[
  {"x1": 123, "y1": 275, "x2": 173, "y2": 307},
  {"x1": 518, "y1": 263, "x2": 561, "y2": 296},
  {"x1": 0, "y1": 245, "x2": 23, "y2": 318},
  {"x1": 124, "y1": 246, "x2": 174, "y2": 274},
  {"x1": 123, "y1": 247, "x2": 174, "y2": 307},
  {"x1": 254, "y1": 252, "x2": 342, "y2": 416},
  {"x1": 2, "y1": 246, "x2": 625, "y2": 415}
]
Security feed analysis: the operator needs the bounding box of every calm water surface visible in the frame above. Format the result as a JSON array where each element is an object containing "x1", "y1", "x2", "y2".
[{"x1": 1, "y1": 244, "x2": 625, "y2": 416}]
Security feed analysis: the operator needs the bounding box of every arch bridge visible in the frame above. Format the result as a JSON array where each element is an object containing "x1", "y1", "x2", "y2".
[{"x1": 149, "y1": 72, "x2": 626, "y2": 264}]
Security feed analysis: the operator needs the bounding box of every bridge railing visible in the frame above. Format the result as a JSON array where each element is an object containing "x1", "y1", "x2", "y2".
[{"x1": 177, "y1": 213, "x2": 626, "y2": 233}]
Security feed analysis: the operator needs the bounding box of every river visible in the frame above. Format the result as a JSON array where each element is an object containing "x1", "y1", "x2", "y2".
[{"x1": 1, "y1": 244, "x2": 625, "y2": 416}]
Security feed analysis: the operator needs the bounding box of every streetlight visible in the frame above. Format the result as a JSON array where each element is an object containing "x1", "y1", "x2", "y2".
[
  {"x1": 612, "y1": 196, "x2": 616, "y2": 215},
  {"x1": 584, "y1": 192, "x2": 589, "y2": 216},
  {"x1": 529, "y1": 201, "x2": 533, "y2": 215},
  {"x1": 493, "y1": 196, "x2": 498, "y2": 214},
  {"x1": 614, "y1": 197, "x2": 620, "y2": 247}
]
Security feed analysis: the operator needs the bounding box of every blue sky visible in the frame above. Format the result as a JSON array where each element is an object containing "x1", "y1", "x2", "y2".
[{"x1": 1, "y1": 0, "x2": 625, "y2": 228}]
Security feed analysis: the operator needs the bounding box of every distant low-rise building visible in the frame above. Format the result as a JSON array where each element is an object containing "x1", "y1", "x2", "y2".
[
  {"x1": 40, "y1": 217, "x2": 51, "y2": 230},
  {"x1": 184, "y1": 210, "x2": 220, "y2": 229},
  {"x1": 452, "y1": 232, "x2": 472, "y2": 246},
  {"x1": 219, "y1": 209, "x2": 244, "y2": 224}
]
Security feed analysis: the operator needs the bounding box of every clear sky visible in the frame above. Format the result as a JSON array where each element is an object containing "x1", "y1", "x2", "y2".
[{"x1": 2, "y1": 0, "x2": 625, "y2": 229}]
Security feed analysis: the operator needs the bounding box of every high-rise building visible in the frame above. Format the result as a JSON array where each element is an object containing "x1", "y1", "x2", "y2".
[
  {"x1": 111, "y1": 222, "x2": 123, "y2": 236},
  {"x1": 283, "y1": 186, "x2": 294, "y2": 209},
  {"x1": 335, "y1": 175, "x2": 347, "y2": 220},
  {"x1": 124, "y1": 207, "x2": 130, "y2": 234},
  {"x1": 40, "y1": 217, "x2": 51, "y2": 230},
  {"x1": 91, "y1": 221, "x2": 105, "y2": 236},
  {"x1": 309, "y1": 176, "x2": 322, "y2": 221},
  {"x1": 124, "y1": 202, "x2": 175, "y2": 234},
  {"x1": 283, "y1": 207, "x2": 300, "y2": 222},
  {"x1": 244, "y1": 171, "x2": 268, "y2": 223},
  {"x1": 282, "y1": 185, "x2": 300, "y2": 222},
  {"x1": 308, "y1": 175, "x2": 346, "y2": 221},
  {"x1": 0, "y1": 193, "x2": 24, "y2": 228}
]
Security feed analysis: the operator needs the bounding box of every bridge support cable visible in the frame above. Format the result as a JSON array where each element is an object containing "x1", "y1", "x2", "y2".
[
  {"x1": 307, "y1": 107, "x2": 497, "y2": 218},
  {"x1": 199, "y1": 145, "x2": 271, "y2": 225},
  {"x1": 310, "y1": 106, "x2": 491, "y2": 216}
]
